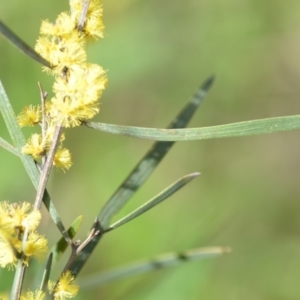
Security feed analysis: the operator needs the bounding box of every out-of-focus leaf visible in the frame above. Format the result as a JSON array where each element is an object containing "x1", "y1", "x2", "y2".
[
  {"x1": 0, "y1": 82, "x2": 69, "y2": 241},
  {"x1": 68, "y1": 77, "x2": 214, "y2": 276},
  {"x1": 79, "y1": 247, "x2": 231, "y2": 289},
  {"x1": 0, "y1": 19, "x2": 51, "y2": 67},
  {"x1": 86, "y1": 115, "x2": 300, "y2": 141},
  {"x1": 106, "y1": 173, "x2": 199, "y2": 232}
]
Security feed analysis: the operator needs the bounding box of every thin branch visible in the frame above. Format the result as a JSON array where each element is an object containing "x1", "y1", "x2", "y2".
[
  {"x1": 38, "y1": 82, "x2": 47, "y2": 166},
  {"x1": 11, "y1": 225, "x2": 30, "y2": 300},
  {"x1": 77, "y1": 0, "x2": 91, "y2": 30},
  {"x1": 10, "y1": 261, "x2": 27, "y2": 300},
  {"x1": 65, "y1": 219, "x2": 102, "y2": 271},
  {"x1": 60, "y1": 220, "x2": 101, "y2": 279},
  {"x1": 34, "y1": 124, "x2": 62, "y2": 210},
  {"x1": 51, "y1": 219, "x2": 101, "y2": 296},
  {"x1": 76, "y1": 219, "x2": 101, "y2": 253}
]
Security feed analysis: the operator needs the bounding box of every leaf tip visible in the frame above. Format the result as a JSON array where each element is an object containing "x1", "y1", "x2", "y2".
[
  {"x1": 190, "y1": 172, "x2": 201, "y2": 178},
  {"x1": 202, "y1": 74, "x2": 216, "y2": 91}
]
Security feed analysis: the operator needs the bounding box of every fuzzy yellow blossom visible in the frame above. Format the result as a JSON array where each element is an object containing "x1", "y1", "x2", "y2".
[
  {"x1": 70, "y1": 0, "x2": 105, "y2": 40},
  {"x1": 53, "y1": 271, "x2": 79, "y2": 300},
  {"x1": 35, "y1": 35, "x2": 86, "y2": 75},
  {"x1": 0, "y1": 202, "x2": 46, "y2": 270},
  {"x1": 53, "y1": 148, "x2": 72, "y2": 170},
  {"x1": 21, "y1": 125, "x2": 67, "y2": 165},
  {"x1": 20, "y1": 290, "x2": 45, "y2": 300},
  {"x1": 53, "y1": 64, "x2": 107, "y2": 105},
  {"x1": 23, "y1": 231, "x2": 48, "y2": 265},
  {"x1": 22, "y1": 134, "x2": 48, "y2": 160},
  {"x1": 0, "y1": 231, "x2": 18, "y2": 269},
  {"x1": 0, "y1": 201, "x2": 10, "y2": 230},
  {"x1": 40, "y1": 13, "x2": 76, "y2": 37},
  {"x1": 17, "y1": 105, "x2": 41, "y2": 127},
  {"x1": 49, "y1": 63, "x2": 107, "y2": 127},
  {"x1": 0, "y1": 202, "x2": 41, "y2": 234},
  {"x1": 5, "y1": 202, "x2": 41, "y2": 233}
]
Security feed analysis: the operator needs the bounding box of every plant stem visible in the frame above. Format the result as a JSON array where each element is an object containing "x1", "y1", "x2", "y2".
[
  {"x1": 50, "y1": 219, "x2": 101, "y2": 296},
  {"x1": 77, "y1": 0, "x2": 91, "y2": 30},
  {"x1": 34, "y1": 124, "x2": 62, "y2": 210},
  {"x1": 10, "y1": 261, "x2": 26, "y2": 300},
  {"x1": 38, "y1": 82, "x2": 47, "y2": 167},
  {"x1": 10, "y1": 226, "x2": 30, "y2": 300}
]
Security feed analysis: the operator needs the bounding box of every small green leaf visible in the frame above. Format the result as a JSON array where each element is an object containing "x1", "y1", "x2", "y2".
[
  {"x1": 0, "y1": 20, "x2": 51, "y2": 67},
  {"x1": 86, "y1": 115, "x2": 300, "y2": 141},
  {"x1": 106, "y1": 173, "x2": 200, "y2": 232},
  {"x1": 51, "y1": 216, "x2": 83, "y2": 264},
  {"x1": 0, "y1": 136, "x2": 19, "y2": 156},
  {"x1": 79, "y1": 246, "x2": 230, "y2": 289}
]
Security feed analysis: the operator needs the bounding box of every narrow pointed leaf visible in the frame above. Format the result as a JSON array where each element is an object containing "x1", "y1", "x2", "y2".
[
  {"x1": 79, "y1": 246, "x2": 230, "y2": 289},
  {"x1": 68, "y1": 77, "x2": 214, "y2": 277},
  {"x1": 0, "y1": 19, "x2": 51, "y2": 68},
  {"x1": 51, "y1": 216, "x2": 83, "y2": 264},
  {"x1": 106, "y1": 172, "x2": 200, "y2": 232},
  {"x1": 0, "y1": 82, "x2": 69, "y2": 240},
  {"x1": 86, "y1": 115, "x2": 300, "y2": 141},
  {"x1": 40, "y1": 253, "x2": 53, "y2": 293},
  {"x1": 0, "y1": 136, "x2": 19, "y2": 156},
  {"x1": 98, "y1": 75, "x2": 214, "y2": 229}
]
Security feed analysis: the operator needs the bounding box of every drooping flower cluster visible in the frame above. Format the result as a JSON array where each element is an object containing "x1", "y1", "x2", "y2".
[
  {"x1": 18, "y1": 0, "x2": 107, "y2": 170},
  {"x1": 0, "y1": 202, "x2": 48, "y2": 269}
]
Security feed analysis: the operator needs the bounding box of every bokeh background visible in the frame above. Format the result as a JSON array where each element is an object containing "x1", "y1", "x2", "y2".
[{"x1": 1, "y1": 0, "x2": 300, "y2": 299}]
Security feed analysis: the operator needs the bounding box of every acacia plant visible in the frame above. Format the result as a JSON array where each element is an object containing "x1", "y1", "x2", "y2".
[{"x1": 1, "y1": 0, "x2": 300, "y2": 299}]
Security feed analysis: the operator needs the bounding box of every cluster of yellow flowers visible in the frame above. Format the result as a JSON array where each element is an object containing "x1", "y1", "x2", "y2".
[
  {"x1": 1, "y1": 1, "x2": 107, "y2": 299},
  {"x1": 17, "y1": 0, "x2": 107, "y2": 170},
  {"x1": 0, "y1": 202, "x2": 47, "y2": 269},
  {"x1": 19, "y1": 271, "x2": 79, "y2": 300},
  {"x1": 0, "y1": 202, "x2": 79, "y2": 299}
]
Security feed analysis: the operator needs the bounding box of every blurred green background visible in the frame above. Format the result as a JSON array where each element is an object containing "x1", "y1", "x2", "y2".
[{"x1": 1, "y1": 0, "x2": 300, "y2": 299}]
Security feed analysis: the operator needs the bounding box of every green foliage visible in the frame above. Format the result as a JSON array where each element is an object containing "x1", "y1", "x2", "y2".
[{"x1": 1, "y1": 1, "x2": 300, "y2": 299}]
